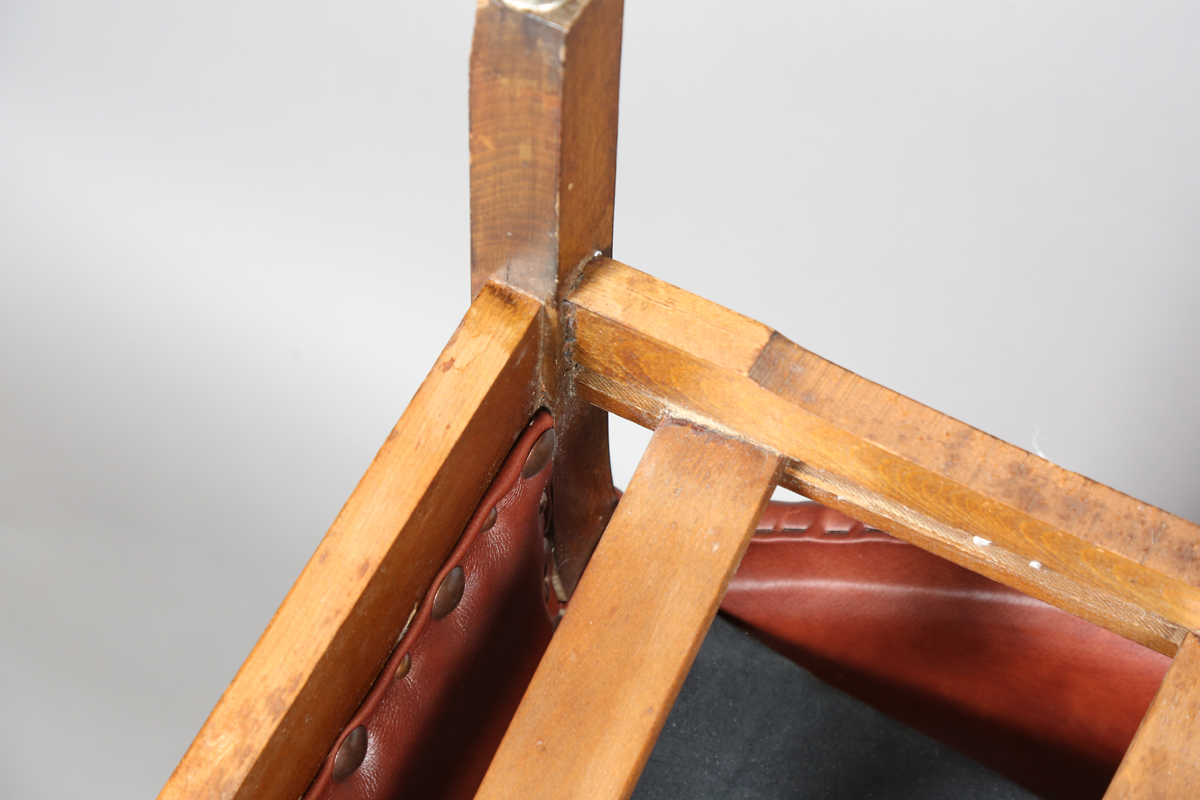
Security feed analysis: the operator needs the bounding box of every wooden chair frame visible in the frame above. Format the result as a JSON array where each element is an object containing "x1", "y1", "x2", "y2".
[{"x1": 159, "y1": 2, "x2": 1200, "y2": 798}]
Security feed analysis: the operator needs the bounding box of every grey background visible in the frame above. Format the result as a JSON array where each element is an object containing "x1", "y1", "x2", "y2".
[{"x1": 1, "y1": 1, "x2": 1197, "y2": 797}]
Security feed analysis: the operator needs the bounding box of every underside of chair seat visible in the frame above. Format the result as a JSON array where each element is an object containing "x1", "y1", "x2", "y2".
[
  {"x1": 723, "y1": 502, "x2": 1171, "y2": 800},
  {"x1": 633, "y1": 614, "x2": 1038, "y2": 800},
  {"x1": 299, "y1": 448, "x2": 1169, "y2": 800}
]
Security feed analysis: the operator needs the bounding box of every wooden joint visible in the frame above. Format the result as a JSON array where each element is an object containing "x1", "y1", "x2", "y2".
[{"x1": 565, "y1": 257, "x2": 1200, "y2": 655}]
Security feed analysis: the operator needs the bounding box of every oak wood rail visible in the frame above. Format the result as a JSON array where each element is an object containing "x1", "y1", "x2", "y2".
[
  {"x1": 1105, "y1": 632, "x2": 1200, "y2": 797},
  {"x1": 566, "y1": 257, "x2": 1200, "y2": 657},
  {"x1": 157, "y1": 282, "x2": 541, "y2": 800},
  {"x1": 475, "y1": 418, "x2": 781, "y2": 800}
]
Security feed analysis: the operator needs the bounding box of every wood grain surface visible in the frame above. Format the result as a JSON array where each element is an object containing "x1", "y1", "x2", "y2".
[
  {"x1": 470, "y1": 0, "x2": 625, "y2": 594},
  {"x1": 567, "y1": 257, "x2": 1200, "y2": 655},
  {"x1": 1106, "y1": 631, "x2": 1200, "y2": 798},
  {"x1": 157, "y1": 282, "x2": 541, "y2": 800},
  {"x1": 475, "y1": 418, "x2": 781, "y2": 800},
  {"x1": 469, "y1": 0, "x2": 622, "y2": 304}
]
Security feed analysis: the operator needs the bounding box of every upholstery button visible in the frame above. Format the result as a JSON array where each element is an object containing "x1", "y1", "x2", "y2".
[
  {"x1": 481, "y1": 506, "x2": 498, "y2": 531},
  {"x1": 394, "y1": 652, "x2": 411, "y2": 681},
  {"x1": 332, "y1": 726, "x2": 368, "y2": 782},
  {"x1": 522, "y1": 428, "x2": 555, "y2": 478},
  {"x1": 432, "y1": 566, "x2": 465, "y2": 620}
]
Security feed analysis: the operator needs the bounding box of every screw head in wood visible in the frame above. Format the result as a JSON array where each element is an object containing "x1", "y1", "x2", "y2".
[
  {"x1": 523, "y1": 428, "x2": 555, "y2": 479},
  {"x1": 332, "y1": 726, "x2": 368, "y2": 782},
  {"x1": 432, "y1": 566, "x2": 465, "y2": 620}
]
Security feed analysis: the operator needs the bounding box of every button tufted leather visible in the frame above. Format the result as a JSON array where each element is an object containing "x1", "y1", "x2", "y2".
[
  {"x1": 723, "y1": 501, "x2": 1171, "y2": 800},
  {"x1": 303, "y1": 411, "x2": 558, "y2": 800},
  {"x1": 302, "y1": 465, "x2": 1169, "y2": 800}
]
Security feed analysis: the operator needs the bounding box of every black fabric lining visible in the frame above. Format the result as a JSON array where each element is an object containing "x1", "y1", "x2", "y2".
[{"x1": 632, "y1": 615, "x2": 1039, "y2": 800}]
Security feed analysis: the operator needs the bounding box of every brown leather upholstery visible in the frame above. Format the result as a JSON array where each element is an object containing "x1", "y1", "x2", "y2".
[
  {"x1": 302, "y1": 458, "x2": 1169, "y2": 800},
  {"x1": 303, "y1": 411, "x2": 559, "y2": 800},
  {"x1": 722, "y1": 501, "x2": 1171, "y2": 800}
]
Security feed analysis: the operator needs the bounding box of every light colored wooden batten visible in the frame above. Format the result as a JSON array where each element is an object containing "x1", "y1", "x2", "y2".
[{"x1": 475, "y1": 418, "x2": 781, "y2": 800}]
